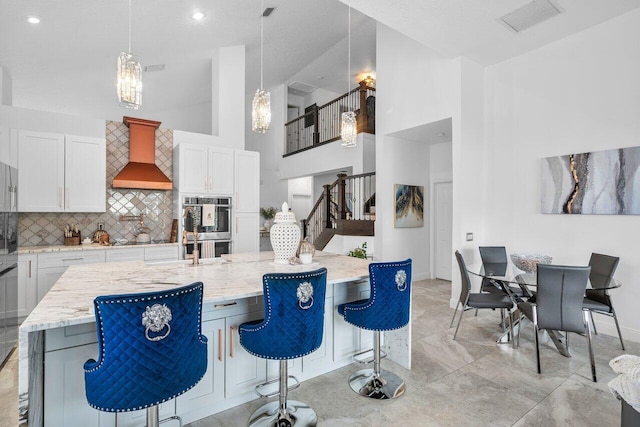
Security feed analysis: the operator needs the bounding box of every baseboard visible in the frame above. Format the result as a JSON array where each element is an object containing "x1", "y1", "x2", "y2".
[{"x1": 592, "y1": 317, "x2": 640, "y2": 345}]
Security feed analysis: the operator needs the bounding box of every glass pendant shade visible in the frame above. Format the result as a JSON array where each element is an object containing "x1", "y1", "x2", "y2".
[
  {"x1": 117, "y1": 52, "x2": 142, "y2": 109},
  {"x1": 341, "y1": 111, "x2": 357, "y2": 147},
  {"x1": 252, "y1": 89, "x2": 271, "y2": 133}
]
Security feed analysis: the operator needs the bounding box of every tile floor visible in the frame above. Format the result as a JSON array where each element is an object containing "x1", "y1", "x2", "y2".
[{"x1": 0, "y1": 279, "x2": 635, "y2": 426}]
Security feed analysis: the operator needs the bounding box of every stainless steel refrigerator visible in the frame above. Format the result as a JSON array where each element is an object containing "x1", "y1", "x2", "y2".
[{"x1": 0, "y1": 161, "x2": 18, "y2": 367}]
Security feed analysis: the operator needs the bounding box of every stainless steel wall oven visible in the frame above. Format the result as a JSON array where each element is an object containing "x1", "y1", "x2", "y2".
[{"x1": 182, "y1": 196, "x2": 231, "y2": 259}]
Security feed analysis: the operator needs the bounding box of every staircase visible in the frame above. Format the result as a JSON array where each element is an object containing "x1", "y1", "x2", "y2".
[{"x1": 302, "y1": 172, "x2": 376, "y2": 250}]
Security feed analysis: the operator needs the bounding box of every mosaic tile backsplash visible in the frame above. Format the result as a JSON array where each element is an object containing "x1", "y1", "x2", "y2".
[{"x1": 19, "y1": 120, "x2": 174, "y2": 246}]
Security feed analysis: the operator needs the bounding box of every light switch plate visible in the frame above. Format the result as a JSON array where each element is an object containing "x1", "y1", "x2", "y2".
[{"x1": 466, "y1": 232, "x2": 473, "y2": 241}]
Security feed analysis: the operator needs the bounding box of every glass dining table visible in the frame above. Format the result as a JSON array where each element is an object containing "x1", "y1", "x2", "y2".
[{"x1": 466, "y1": 262, "x2": 621, "y2": 357}]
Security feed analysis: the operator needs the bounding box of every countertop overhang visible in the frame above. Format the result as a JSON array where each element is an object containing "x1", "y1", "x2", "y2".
[{"x1": 19, "y1": 251, "x2": 370, "y2": 334}]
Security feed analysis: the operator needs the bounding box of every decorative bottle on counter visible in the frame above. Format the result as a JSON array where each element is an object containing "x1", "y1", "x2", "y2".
[{"x1": 270, "y1": 202, "x2": 301, "y2": 264}]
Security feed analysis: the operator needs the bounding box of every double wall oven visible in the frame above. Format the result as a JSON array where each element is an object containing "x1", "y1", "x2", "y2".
[{"x1": 182, "y1": 196, "x2": 231, "y2": 259}]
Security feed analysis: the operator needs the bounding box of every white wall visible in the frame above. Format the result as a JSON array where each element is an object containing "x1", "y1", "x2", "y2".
[
  {"x1": 323, "y1": 235, "x2": 374, "y2": 258},
  {"x1": 375, "y1": 23, "x2": 458, "y2": 280},
  {"x1": 304, "y1": 88, "x2": 342, "y2": 108},
  {"x1": 0, "y1": 67, "x2": 12, "y2": 106},
  {"x1": 217, "y1": 45, "x2": 245, "y2": 149},
  {"x1": 480, "y1": 9, "x2": 640, "y2": 342},
  {"x1": 0, "y1": 105, "x2": 105, "y2": 137}
]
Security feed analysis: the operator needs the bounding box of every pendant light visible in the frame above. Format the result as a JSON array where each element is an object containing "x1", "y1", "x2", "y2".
[
  {"x1": 252, "y1": 0, "x2": 271, "y2": 133},
  {"x1": 341, "y1": 3, "x2": 357, "y2": 147},
  {"x1": 117, "y1": 0, "x2": 142, "y2": 109}
]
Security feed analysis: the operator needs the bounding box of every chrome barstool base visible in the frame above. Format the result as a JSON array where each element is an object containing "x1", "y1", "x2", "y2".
[
  {"x1": 347, "y1": 368, "x2": 406, "y2": 399},
  {"x1": 248, "y1": 400, "x2": 317, "y2": 427}
]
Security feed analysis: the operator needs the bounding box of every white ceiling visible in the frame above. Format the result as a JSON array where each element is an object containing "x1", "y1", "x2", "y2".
[{"x1": 1, "y1": 0, "x2": 639, "y2": 133}]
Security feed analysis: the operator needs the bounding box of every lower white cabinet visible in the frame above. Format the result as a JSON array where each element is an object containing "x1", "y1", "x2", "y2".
[
  {"x1": 17, "y1": 254, "x2": 37, "y2": 319},
  {"x1": 44, "y1": 344, "x2": 115, "y2": 427},
  {"x1": 225, "y1": 311, "x2": 267, "y2": 398},
  {"x1": 175, "y1": 318, "x2": 225, "y2": 423},
  {"x1": 36, "y1": 250, "x2": 106, "y2": 303},
  {"x1": 116, "y1": 402, "x2": 177, "y2": 427},
  {"x1": 332, "y1": 280, "x2": 371, "y2": 363}
]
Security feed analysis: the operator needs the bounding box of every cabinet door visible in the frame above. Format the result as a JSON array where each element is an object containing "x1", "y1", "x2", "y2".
[
  {"x1": 233, "y1": 212, "x2": 259, "y2": 254},
  {"x1": 37, "y1": 266, "x2": 67, "y2": 303},
  {"x1": 209, "y1": 147, "x2": 234, "y2": 195},
  {"x1": 65, "y1": 135, "x2": 106, "y2": 212},
  {"x1": 225, "y1": 311, "x2": 267, "y2": 398},
  {"x1": 44, "y1": 344, "x2": 115, "y2": 427},
  {"x1": 178, "y1": 144, "x2": 209, "y2": 194},
  {"x1": 233, "y1": 150, "x2": 260, "y2": 212},
  {"x1": 18, "y1": 130, "x2": 65, "y2": 212},
  {"x1": 176, "y1": 318, "x2": 225, "y2": 422},
  {"x1": 302, "y1": 298, "x2": 334, "y2": 378},
  {"x1": 115, "y1": 402, "x2": 176, "y2": 427},
  {"x1": 333, "y1": 281, "x2": 371, "y2": 362},
  {"x1": 105, "y1": 247, "x2": 144, "y2": 262},
  {"x1": 17, "y1": 254, "x2": 37, "y2": 318}
]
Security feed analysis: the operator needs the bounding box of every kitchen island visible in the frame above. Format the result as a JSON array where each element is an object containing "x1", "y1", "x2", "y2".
[{"x1": 18, "y1": 251, "x2": 413, "y2": 427}]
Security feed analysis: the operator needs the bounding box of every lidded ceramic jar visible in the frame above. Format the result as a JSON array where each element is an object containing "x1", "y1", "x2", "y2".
[{"x1": 270, "y1": 202, "x2": 301, "y2": 264}]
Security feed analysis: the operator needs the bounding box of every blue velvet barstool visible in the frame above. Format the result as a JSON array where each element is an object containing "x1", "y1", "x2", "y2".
[
  {"x1": 240, "y1": 268, "x2": 327, "y2": 427},
  {"x1": 337, "y1": 259, "x2": 412, "y2": 400},
  {"x1": 84, "y1": 282, "x2": 208, "y2": 427}
]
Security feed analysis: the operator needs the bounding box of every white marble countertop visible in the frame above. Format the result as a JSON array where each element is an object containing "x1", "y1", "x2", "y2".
[
  {"x1": 19, "y1": 251, "x2": 370, "y2": 334},
  {"x1": 19, "y1": 241, "x2": 180, "y2": 254}
]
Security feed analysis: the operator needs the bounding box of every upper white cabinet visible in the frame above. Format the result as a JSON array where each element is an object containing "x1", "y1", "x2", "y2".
[
  {"x1": 175, "y1": 143, "x2": 233, "y2": 195},
  {"x1": 233, "y1": 150, "x2": 259, "y2": 213},
  {"x1": 18, "y1": 130, "x2": 106, "y2": 212}
]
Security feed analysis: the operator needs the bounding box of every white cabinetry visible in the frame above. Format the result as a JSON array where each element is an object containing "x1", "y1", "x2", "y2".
[
  {"x1": 225, "y1": 311, "x2": 267, "y2": 398},
  {"x1": 175, "y1": 318, "x2": 225, "y2": 423},
  {"x1": 36, "y1": 250, "x2": 106, "y2": 303},
  {"x1": 233, "y1": 150, "x2": 260, "y2": 254},
  {"x1": 175, "y1": 144, "x2": 233, "y2": 195},
  {"x1": 332, "y1": 280, "x2": 371, "y2": 363},
  {"x1": 44, "y1": 343, "x2": 115, "y2": 427},
  {"x1": 18, "y1": 130, "x2": 106, "y2": 212},
  {"x1": 17, "y1": 254, "x2": 37, "y2": 318}
]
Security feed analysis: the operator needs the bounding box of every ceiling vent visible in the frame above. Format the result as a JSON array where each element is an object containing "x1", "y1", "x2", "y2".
[
  {"x1": 289, "y1": 81, "x2": 317, "y2": 94},
  {"x1": 144, "y1": 64, "x2": 165, "y2": 72},
  {"x1": 262, "y1": 7, "x2": 275, "y2": 17},
  {"x1": 499, "y1": 0, "x2": 563, "y2": 33}
]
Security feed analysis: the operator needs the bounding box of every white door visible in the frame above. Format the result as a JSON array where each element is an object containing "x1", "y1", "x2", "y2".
[
  {"x1": 435, "y1": 182, "x2": 453, "y2": 281},
  {"x1": 290, "y1": 194, "x2": 312, "y2": 222}
]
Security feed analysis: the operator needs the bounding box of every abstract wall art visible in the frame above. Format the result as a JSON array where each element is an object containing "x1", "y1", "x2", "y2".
[
  {"x1": 541, "y1": 146, "x2": 640, "y2": 214},
  {"x1": 394, "y1": 184, "x2": 424, "y2": 227}
]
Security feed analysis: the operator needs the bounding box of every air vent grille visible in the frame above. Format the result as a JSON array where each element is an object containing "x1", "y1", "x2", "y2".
[
  {"x1": 499, "y1": 0, "x2": 563, "y2": 33},
  {"x1": 289, "y1": 81, "x2": 317, "y2": 94}
]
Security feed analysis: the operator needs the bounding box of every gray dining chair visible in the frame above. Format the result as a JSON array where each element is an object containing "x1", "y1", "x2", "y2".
[
  {"x1": 517, "y1": 264, "x2": 597, "y2": 382},
  {"x1": 582, "y1": 253, "x2": 624, "y2": 350},
  {"x1": 478, "y1": 246, "x2": 527, "y2": 298},
  {"x1": 451, "y1": 251, "x2": 515, "y2": 345}
]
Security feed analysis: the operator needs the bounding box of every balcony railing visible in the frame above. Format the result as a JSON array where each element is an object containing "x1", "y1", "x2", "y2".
[{"x1": 285, "y1": 80, "x2": 375, "y2": 156}]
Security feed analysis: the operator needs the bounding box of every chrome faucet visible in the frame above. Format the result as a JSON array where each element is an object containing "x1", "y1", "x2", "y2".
[{"x1": 182, "y1": 206, "x2": 199, "y2": 265}]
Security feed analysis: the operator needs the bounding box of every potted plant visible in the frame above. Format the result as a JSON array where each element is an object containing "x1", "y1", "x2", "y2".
[
  {"x1": 348, "y1": 242, "x2": 368, "y2": 259},
  {"x1": 260, "y1": 206, "x2": 277, "y2": 230}
]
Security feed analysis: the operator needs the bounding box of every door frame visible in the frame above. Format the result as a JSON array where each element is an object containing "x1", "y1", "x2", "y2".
[{"x1": 429, "y1": 174, "x2": 453, "y2": 280}]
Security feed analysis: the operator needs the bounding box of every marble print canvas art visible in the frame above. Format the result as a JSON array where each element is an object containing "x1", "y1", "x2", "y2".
[
  {"x1": 394, "y1": 184, "x2": 424, "y2": 227},
  {"x1": 541, "y1": 146, "x2": 640, "y2": 214}
]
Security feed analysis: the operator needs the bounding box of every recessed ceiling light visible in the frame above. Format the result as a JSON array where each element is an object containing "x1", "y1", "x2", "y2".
[
  {"x1": 191, "y1": 11, "x2": 205, "y2": 21},
  {"x1": 27, "y1": 16, "x2": 40, "y2": 24}
]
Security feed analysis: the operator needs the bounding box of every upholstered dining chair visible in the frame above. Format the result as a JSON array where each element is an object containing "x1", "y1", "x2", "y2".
[
  {"x1": 517, "y1": 264, "x2": 597, "y2": 382},
  {"x1": 478, "y1": 246, "x2": 528, "y2": 298},
  {"x1": 452, "y1": 251, "x2": 515, "y2": 345},
  {"x1": 583, "y1": 253, "x2": 624, "y2": 350}
]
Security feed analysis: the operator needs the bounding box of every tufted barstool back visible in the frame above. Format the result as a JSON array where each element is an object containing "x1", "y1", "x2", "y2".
[
  {"x1": 239, "y1": 268, "x2": 327, "y2": 427},
  {"x1": 84, "y1": 282, "x2": 208, "y2": 427},
  {"x1": 337, "y1": 259, "x2": 412, "y2": 400}
]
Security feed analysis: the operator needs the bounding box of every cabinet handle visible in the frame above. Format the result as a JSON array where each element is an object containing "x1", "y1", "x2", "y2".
[
  {"x1": 28, "y1": 260, "x2": 32, "y2": 278},
  {"x1": 214, "y1": 301, "x2": 238, "y2": 308},
  {"x1": 229, "y1": 326, "x2": 235, "y2": 358},
  {"x1": 204, "y1": 176, "x2": 208, "y2": 191},
  {"x1": 58, "y1": 187, "x2": 63, "y2": 208},
  {"x1": 62, "y1": 257, "x2": 83, "y2": 262},
  {"x1": 218, "y1": 329, "x2": 223, "y2": 362},
  {"x1": 209, "y1": 176, "x2": 213, "y2": 191}
]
